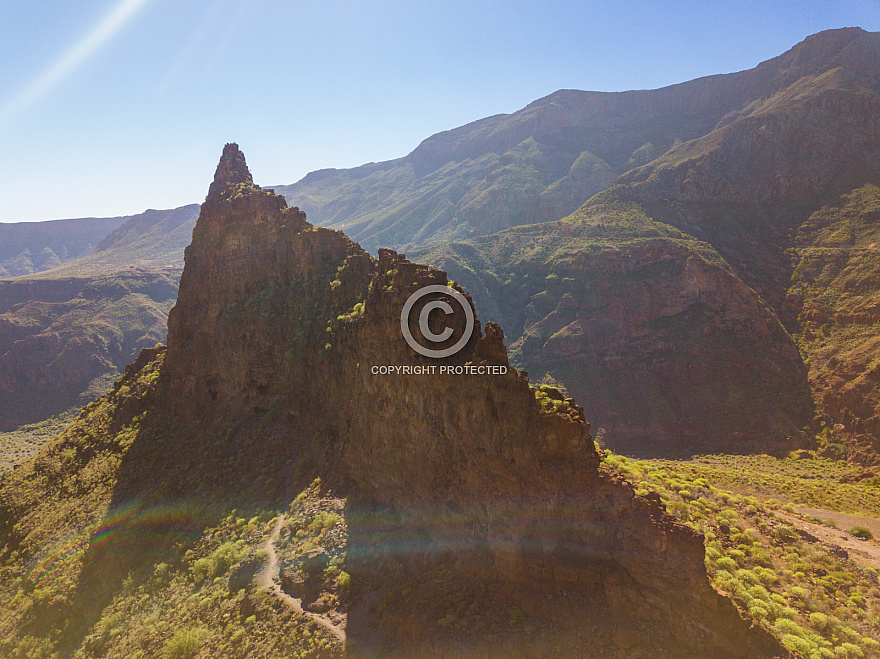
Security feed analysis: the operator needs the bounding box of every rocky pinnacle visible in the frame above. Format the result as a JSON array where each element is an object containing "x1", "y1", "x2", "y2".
[{"x1": 206, "y1": 142, "x2": 254, "y2": 202}]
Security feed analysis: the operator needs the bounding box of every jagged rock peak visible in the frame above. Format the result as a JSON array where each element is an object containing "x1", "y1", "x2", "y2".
[{"x1": 206, "y1": 142, "x2": 255, "y2": 201}]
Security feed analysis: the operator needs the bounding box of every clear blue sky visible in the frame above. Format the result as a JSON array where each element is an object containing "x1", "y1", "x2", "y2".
[{"x1": 1, "y1": 0, "x2": 878, "y2": 222}]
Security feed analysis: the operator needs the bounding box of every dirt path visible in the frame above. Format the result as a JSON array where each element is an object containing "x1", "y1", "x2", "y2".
[
  {"x1": 256, "y1": 514, "x2": 347, "y2": 643},
  {"x1": 775, "y1": 507, "x2": 880, "y2": 570}
]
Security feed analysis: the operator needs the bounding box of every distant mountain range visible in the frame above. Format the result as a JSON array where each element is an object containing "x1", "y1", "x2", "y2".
[
  {"x1": 0, "y1": 215, "x2": 128, "y2": 277},
  {"x1": 274, "y1": 28, "x2": 878, "y2": 258},
  {"x1": 2, "y1": 27, "x2": 879, "y2": 465},
  {"x1": 2, "y1": 205, "x2": 199, "y2": 279}
]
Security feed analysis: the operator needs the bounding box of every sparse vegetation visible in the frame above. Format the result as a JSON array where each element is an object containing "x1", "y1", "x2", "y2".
[
  {"x1": 602, "y1": 451, "x2": 880, "y2": 658},
  {"x1": 851, "y1": 527, "x2": 874, "y2": 541},
  {"x1": 163, "y1": 627, "x2": 207, "y2": 659}
]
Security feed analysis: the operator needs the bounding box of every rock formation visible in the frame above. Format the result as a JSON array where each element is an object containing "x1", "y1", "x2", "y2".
[{"x1": 162, "y1": 144, "x2": 788, "y2": 657}]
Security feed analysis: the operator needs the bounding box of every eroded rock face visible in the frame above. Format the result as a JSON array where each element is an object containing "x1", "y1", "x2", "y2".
[
  {"x1": 162, "y1": 145, "x2": 788, "y2": 657},
  {"x1": 416, "y1": 216, "x2": 814, "y2": 457},
  {"x1": 166, "y1": 143, "x2": 373, "y2": 423},
  {"x1": 0, "y1": 270, "x2": 179, "y2": 431},
  {"x1": 528, "y1": 250, "x2": 808, "y2": 456}
]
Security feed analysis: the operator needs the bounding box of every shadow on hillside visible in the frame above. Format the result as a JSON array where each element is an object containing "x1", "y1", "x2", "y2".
[
  {"x1": 56, "y1": 398, "x2": 345, "y2": 657},
  {"x1": 338, "y1": 501, "x2": 669, "y2": 659}
]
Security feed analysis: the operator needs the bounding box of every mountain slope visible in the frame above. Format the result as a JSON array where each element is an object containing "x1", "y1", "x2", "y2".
[
  {"x1": 0, "y1": 215, "x2": 127, "y2": 278},
  {"x1": 277, "y1": 28, "x2": 879, "y2": 256},
  {"x1": 0, "y1": 204, "x2": 199, "y2": 456},
  {"x1": 25, "y1": 205, "x2": 199, "y2": 278},
  {"x1": 413, "y1": 194, "x2": 814, "y2": 456},
  {"x1": 0, "y1": 269, "x2": 179, "y2": 437},
  {"x1": 409, "y1": 27, "x2": 880, "y2": 461}
]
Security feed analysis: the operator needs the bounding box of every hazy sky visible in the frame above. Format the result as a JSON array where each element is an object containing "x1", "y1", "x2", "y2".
[{"x1": 1, "y1": 0, "x2": 878, "y2": 222}]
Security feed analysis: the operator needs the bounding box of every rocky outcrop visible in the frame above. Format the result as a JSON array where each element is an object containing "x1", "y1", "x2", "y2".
[
  {"x1": 163, "y1": 145, "x2": 788, "y2": 657},
  {"x1": 166, "y1": 144, "x2": 373, "y2": 424}
]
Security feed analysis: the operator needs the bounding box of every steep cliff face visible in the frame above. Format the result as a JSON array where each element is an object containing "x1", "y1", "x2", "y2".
[
  {"x1": 160, "y1": 145, "x2": 786, "y2": 657},
  {"x1": 787, "y1": 182, "x2": 880, "y2": 466},
  {"x1": 165, "y1": 144, "x2": 373, "y2": 428}
]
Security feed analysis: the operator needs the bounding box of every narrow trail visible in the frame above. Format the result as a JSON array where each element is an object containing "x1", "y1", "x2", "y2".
[{"x1": 256, "y1": 514, "x2": 347, "y2": 643}]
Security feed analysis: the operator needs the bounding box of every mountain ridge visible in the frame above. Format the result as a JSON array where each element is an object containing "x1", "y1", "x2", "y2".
[
  {"x1": 277, "y1": 28, "x2": 879, "y2": 255},
  {"x1": 0, "y1": 215, "x2": 128, "y2": 278},
  {"x1": 405, "y1": 26, "x2": 880, "y2": 461}
]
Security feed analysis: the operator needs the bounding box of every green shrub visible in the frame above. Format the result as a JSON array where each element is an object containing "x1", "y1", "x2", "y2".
[
  {"x1": 731, "y1": 532, "x2": 755, "y2": 546},
  {"x1": 849, "y1": 526, "x2": 872, "y2": 540},
  {"x1": 837, "y1": 642, "x2": 864, "y2": 658},
  {"x1": 751, "y1": 549, "x2": 774, "y2": 568},
  {"x1": 774, "y1": 618, "x2": 807, "y2": 638},
  {"x1": 754, "y1": 567, "x2": 778, "y2": 585},
  {"x1": 338, "y1": 571, "x2": 351, "y2": 591},
  {"x1": 809, "y1": 612, "x2": 832, "y2": 632},
  {"x1": 191, "y1": 557, "x2": 212, "y2": 582},
  {"x1": 774, "y1": 525, "x2": 798, "y2": 543},
  {"x1": 778, "y1": 606, "x2": 798, "y2": 620},
  {"x1": 716, "y1": 557, "x2": 737, "y2": 571},
  {"x1": 782, "y1": 634, "x2": 816, "y2": 657},
  {"x1": 191, "y1": 542, "x2": 244, "y2": 582},
  {"x1": 780, "y1": 634, "x2": 814, "y2": 655},
  {"x1": 735, "y1": 569, "x2": 759, "y2": 585},
  {"x1": 791, "y1": 586, "x2": 809, "y2": 600},
  {"x1": 308, "y1": 512, "x2": 339, "y2": 535},
  {"x1": 746, "y1": 584, "x2": 770, "y2": 601},
  {"x1": 749, "y1": 604, "x2": 768, "y2": 620},
  {"x1": 728, "y1": 549, "x2": 747, "y2": 563},
  {"x1": 164, "y1": 628, "x2": 206, "y2": 659}
]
